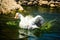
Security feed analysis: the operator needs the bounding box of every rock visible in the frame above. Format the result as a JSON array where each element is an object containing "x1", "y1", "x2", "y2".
[
  {"x1": 33, "y1": 1, "x2": 37, "y2": 5},
  {"x1": 30, "y1": 0, "x2": 34, "y2": 2},
  {"x1": 17, "y1": 1, "x2": 22, "y2": 5},
  {"x1": 50, "y1": 4, "x2": 55, "y2": 7},
  {"x1": 54, "y1": 1, "x2": 60, "y2": 7},
  {"x1": 0, "y1": 0, "x2": 24, "y2": 14},
  {"x1": 17, "y1": 0, "x2": 60, "y2": 7},
  {"x1": 48, "y1": 0, "x2": 55, "y2": 5},
  {"x1": 48, "y1": 0, "x2": 56, "y2": 7},
  {"x1": 28, "y1": 2, "x2": 33, "y2": 5},
  {"x1": 22, "y1": 1, "x2": 28, "y2": 5},
  {"x1": 39, "y1": 0, "x2": 48, "y2": 5}
]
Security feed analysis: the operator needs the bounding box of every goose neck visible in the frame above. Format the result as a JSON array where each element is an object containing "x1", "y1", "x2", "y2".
[{"x1": 19, "y1": 14, "x2": 24, "y2": 20}]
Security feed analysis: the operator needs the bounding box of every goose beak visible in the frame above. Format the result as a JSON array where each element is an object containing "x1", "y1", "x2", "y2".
[
  {"x1": 14, "y1": 16, "x2": 18, "y2": 19},
  {"x1": 14, "y1": 13, "x2": 19, "y2": 19}
]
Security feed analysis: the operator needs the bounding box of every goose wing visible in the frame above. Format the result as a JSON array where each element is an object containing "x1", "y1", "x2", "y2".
[{"x1": 31, "y1": 15, "x2": 45, "y2": 26}]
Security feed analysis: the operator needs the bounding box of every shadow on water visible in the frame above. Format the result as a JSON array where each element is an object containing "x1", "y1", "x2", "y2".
[
  {"x1": 0, "y1": 14, "x2": 19, "y2": 39},
  {"x1": 0, "y1": 6, "x2": 60, "y2": 40},
  {"x1": 0, "y1": 13, "x2": 28, "y2": 40}
]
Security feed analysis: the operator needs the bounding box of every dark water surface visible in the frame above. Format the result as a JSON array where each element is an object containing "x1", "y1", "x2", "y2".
[
  {"x1": 0, "y1": 6, "x2": 60, "y2": 40},
  {"x1": 23, "y1": 6, "x2": 60, "y2": 40}
]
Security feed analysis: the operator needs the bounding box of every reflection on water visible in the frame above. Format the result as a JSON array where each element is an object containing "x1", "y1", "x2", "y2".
[{"x1": 0, "y1": 6, "x2": 60, "y2": 40}]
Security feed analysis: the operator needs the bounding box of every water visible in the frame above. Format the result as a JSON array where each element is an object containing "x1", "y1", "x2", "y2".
[
  {"x1": 23, "y1": 6, "x2": 60, "y2": 40},
  {"x1": 0, "y1": 6, "x2": 60, "y2": 40}
]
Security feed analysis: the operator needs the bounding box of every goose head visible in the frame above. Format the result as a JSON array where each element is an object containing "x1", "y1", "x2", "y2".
[{"x1": 14, "y1": 13, "x2": 24, "y2": 20}]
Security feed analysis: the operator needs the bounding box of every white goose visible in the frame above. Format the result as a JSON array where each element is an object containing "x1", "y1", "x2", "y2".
[{"x1": 14, "y1": 13, "x2": 45, "y2": 29}]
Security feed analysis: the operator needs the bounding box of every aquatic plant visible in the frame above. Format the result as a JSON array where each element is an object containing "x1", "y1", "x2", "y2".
[
  {"x1": 6, "y1": 21, "x2": 16, "y2": 25},
  {"x1": 40, "y1": 19, "x2": 56, "y2": 31},
  {"x1": 32, "y1": 19, "x2": 56, "y2": 37},
  {"x1": 6, "y1": 18, "x2": 56, "y2": 38}
]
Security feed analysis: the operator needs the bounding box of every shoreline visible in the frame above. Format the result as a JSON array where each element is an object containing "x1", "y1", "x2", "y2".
[{"x1": 18, "y1": 0, "x2": 60, "y2": 8}]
